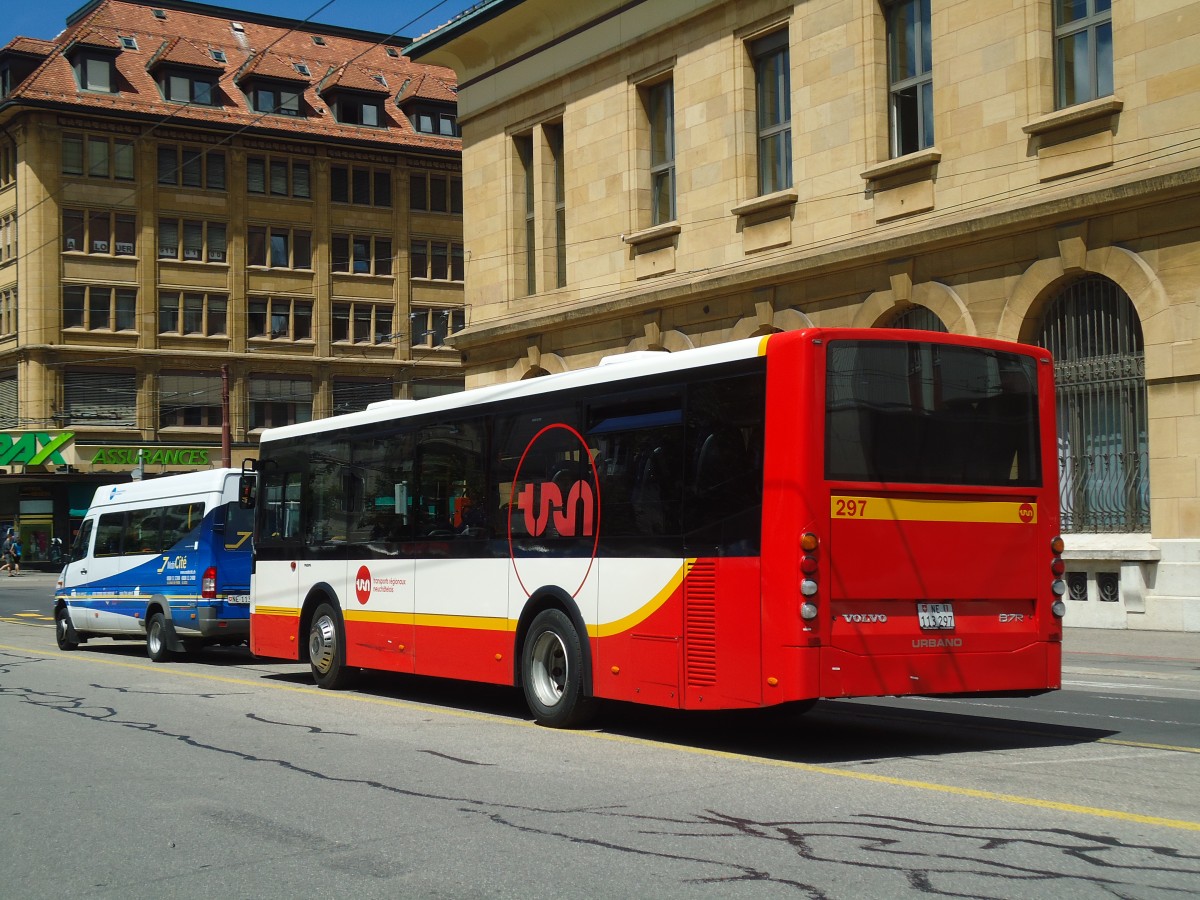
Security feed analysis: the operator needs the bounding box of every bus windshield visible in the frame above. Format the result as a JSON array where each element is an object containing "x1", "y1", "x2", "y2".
[{"x1": 824, "y1": 339, "x2": 1041, "y2": 486}]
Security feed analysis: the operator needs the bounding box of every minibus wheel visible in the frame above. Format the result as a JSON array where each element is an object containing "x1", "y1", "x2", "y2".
[
  {"x1": 146, "y1": 613, "x2": 173, "y2": 662},
  {"x1": 521, "y1": 608, "x2": 595, "y2": 728},
  {"x1": 309, "y1": 603, "x2": 358, "y2": 690},
  {"x1": 55, "y1": 607, "x2": 78, "y2": 651}
]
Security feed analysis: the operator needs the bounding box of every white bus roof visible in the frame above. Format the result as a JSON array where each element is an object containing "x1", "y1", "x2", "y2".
[
  {"x1": 85, "y1": 468, "x2": 240, "y2": 513},
  {"x1": 260, "y1": 334, "x2": 771, "y2": 445}
]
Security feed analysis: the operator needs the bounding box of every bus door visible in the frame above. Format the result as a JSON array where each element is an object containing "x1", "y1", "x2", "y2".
[
  {"x1": 86, "y1": 509, "x2": 145, "y2": 634},
  {"x1": 410, "y1": 420, "x2": 501, "y2": 680},
  {"x1": 255, "y1": 469, "x2": 304, "y2": 614}
]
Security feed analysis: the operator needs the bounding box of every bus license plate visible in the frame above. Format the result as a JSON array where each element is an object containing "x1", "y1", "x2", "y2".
[
  {"x1": 917, "y1": 602, "x2": 954, "y2": 630},
  {"x1": 226, "y1": 595, "x2": 251, "y2": 605}
]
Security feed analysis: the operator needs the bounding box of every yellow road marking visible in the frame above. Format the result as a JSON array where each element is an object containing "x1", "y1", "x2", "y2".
[{"x1": 2, "y1": 638, "x2": 1198, "y2": 833}]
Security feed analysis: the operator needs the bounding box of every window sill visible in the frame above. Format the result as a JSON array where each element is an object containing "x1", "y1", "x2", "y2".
[
  {"x1": 1022, "y1": 96, "x2": 1123, "y2": 137},
  {"x1": 730, "y1": 190, "x2": 797, "y2": 219},
  {"x1": 860, "y1": 148, "x2": 941, "y2": 184},
  {"x1": 622, "y1": 222, "x2": 681, "y2": 247}
]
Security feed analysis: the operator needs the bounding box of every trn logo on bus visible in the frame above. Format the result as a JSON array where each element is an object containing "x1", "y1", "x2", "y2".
[
  {"x1": 515, "y1": 480, "x2": 595, "y2": 538},
  {"x1": 509, "y1": 423, "x2": 602, "y2": 600}
]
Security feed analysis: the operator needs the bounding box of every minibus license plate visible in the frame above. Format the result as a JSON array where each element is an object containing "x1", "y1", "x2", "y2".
[{"x1": 917, "y1": 602, "x2": 954, "y2": 630}]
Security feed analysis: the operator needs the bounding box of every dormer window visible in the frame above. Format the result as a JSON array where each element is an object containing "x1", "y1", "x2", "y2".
[
  {"x1": 408, "y1": 104, "x2": 458, "y2": 136},
  {"x1": 160, "y1": 68, "x2": 219, "y2": 105},
  {"x1": 72, "y1": 53, "x2": 116, "y2": 93},
  {"x1": 249, "y1": 81, "x2": 304, "y2": 116},
  {"x1": 331, "y1": 93, "x2": 384, "y2": 127}
]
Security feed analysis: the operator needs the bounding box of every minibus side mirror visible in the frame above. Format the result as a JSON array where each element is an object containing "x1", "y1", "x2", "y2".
[{"x1": 238, "y1": 460, "x2": 257, "y2": 510}]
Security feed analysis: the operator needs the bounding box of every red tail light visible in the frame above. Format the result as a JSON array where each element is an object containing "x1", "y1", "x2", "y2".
[
  {"x1": 202, "y1": 566, "x2": 217, "y2": 599},
  {"x1": 800, "y1": 532, "x2": 819, "y2": 619}
]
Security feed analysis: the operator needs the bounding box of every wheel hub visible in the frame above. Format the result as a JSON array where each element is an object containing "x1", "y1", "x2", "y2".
[{"x1": 310, "y1": 615, "x2": 337, "y2": 674}]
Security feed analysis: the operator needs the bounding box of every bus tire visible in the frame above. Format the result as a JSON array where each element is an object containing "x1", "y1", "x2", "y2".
[
  {"x1": 55, "y1": 607, "x2": 79, "y2": 651},
  {"x1": 521, "y1": 608, "x2": 595, "y2": 729},
  {"x1": 309, "y1": 603, "x2": 358, "y2": 690},
  {"x1": 146, "y1": 612, "x2": 173, "y2": 662}
]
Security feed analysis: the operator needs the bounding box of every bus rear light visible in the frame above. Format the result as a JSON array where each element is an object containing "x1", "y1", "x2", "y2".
[
  {"x1": 1050, "y1": 535, "x2": 1065, "y2": 555},
  {"x1": 1051, "y1": 558, "x2": 1065, "y2": 576},
  {"x1": 1051, "y1": 579, "x2": 1066, "y2": 596},
  {"x1": 1051, "y1": 600, "x2": 1066, "y2": 618},
  {"x1": 800, "y1": 602, "x2": 819, "y2": 620},
  {"x1": 800, "y1": 556, "x2": 819, "y2": 574},
  {"x1": 201, "y1": 566, "x2": 217, "y2": 599},
  {"x1": 800, "y1": 532, "x2": 819, "y2": 552},
  {"x1": 800, "y1": 579, "x2": 818, "y2": 597}
]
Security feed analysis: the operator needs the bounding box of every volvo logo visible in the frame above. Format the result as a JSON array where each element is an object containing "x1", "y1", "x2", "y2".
[{"x1": 842, "y1": 613, "x2": 887, "y2": 623}]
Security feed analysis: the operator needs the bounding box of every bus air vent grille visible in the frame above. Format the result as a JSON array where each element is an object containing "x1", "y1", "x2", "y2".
[{"x1": 685, "y1": 559, "x2": 718, "y2": 686}]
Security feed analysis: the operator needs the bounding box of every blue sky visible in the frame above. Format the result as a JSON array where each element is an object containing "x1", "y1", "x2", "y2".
[{"x1": 4, "y1": 0, "x2": 478, "y2": 47}]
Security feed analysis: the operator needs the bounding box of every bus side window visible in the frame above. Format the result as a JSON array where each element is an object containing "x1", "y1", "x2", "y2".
[
  {"x1": 95, "y1": 512, "x2": 125, "y2": 557},
  {"x1": 261, "y1": 471, "x2": 303, "y2": 542},
  {"x1": 163, "y1": 503, "x2": 204, "y2": 550},
  {"x1": 71, "y1": 519, "x2": 94, "y2": 562},
  {"x1": 413, "y1": 419, "x2": 485, "y2": 540},
  {"x1": 222, "y1": 501, "x2": 255, "y2": 551}
]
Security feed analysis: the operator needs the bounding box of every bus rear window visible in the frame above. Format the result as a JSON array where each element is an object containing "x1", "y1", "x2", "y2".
[{"x1": 824, "y1": 340, "x2": 1041, "y2": 486}]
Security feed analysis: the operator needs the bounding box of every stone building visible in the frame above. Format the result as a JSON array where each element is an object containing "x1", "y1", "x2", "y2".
[
  {"x1": 0, "y1": 0, "x2": 464, "y2": 563},
  {"x1": 408, "y1": 0, "x2": 1200, "y2": 630}
]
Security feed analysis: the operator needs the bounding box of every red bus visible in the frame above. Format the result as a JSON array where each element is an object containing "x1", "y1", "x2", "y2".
[{"x1": 245, "y1": 328, "x2": 1064, "y2": 727}]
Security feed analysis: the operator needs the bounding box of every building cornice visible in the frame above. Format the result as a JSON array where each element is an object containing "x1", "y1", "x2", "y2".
[{"x1": 450, "y1": 163, "x2": 1200, "y2": 354}]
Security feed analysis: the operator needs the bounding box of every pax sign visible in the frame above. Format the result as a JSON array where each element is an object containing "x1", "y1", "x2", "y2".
[{"x1": 0, "y1": 432, "x2": 74, "y2": 467}]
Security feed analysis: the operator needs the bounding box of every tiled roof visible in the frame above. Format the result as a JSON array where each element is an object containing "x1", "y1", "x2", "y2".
[
  {"x1": 235, "y1": 49, "x2": 311, "y2": 85},
  {"x1": 318, "y1": 64, "x2": 391, "y2": 96},
  {"x1": 66, "y1": 27, "x2": 124, "y2": 52},
  {"x1": 2, "y1": 37, "x2": 56, "y2": 58},
  {"x1": 146, "y1": 37, "x2": 225, "y2": 73},
  {"x1": 396, "y1": 72, "x2": 458, "y2": 105},
  {"x1": 3, "y1": 0, "x2": 460, "y2": 153}
]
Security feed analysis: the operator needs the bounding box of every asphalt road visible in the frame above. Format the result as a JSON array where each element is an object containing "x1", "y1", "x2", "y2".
[{"x1": 2, "y1": 577, "x2": 1197, "y2": 898}]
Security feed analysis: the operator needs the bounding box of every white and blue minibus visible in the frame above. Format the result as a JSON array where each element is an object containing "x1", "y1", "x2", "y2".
[{"x1": 54, "y1": 469, "x2": 253, "y2": 660}]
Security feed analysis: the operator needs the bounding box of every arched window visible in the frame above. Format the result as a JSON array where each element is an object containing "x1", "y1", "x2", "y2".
[
  {"x1": 890, "y1": 304, "x2": 947, "y2": 332},
  {"x1": 1036, "y1": 275, "x2": 1149, "y2": 533}
]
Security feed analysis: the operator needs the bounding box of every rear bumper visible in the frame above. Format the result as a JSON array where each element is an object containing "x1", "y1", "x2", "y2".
[{"x1": 819, "y1": 641, "x2": 1061, "y2": 698}]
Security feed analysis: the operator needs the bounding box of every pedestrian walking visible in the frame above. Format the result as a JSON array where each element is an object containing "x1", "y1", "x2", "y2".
[{"x1": 8, "y1": 535, "x2": 21, "y2": 576}]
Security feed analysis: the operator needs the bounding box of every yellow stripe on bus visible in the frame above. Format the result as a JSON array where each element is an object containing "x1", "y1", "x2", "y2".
[
  {"x1": 831, "y1": 496, "x2": 1037, "y2": 525},
  {"x1": 256, "y1": 562, "x2": 692, "y2": 636},
  {"x1": 253, "y1": 606, "x2": 301, "y2": 618},
  {"x1": 589, "y1": 560, "x2": 691, "y2": 639}
]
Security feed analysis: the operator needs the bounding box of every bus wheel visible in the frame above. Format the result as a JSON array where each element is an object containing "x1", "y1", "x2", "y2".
[
  {"x1": 146, "y1": 613, "x2": 173, "y2": 662},
  {"x1": 55, "y1": 607, "x2": 79, "y2": 651},
  {"x1": 309, "y1": 603, "x2": 358, "y2": 690},
  {"x1": 521, "y1": 609, "x2": 595, "y2": 728}
]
